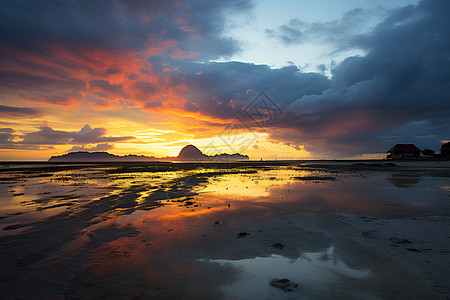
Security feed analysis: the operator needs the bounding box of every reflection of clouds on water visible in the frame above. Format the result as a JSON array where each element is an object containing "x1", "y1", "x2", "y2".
[
  {"x1": 201, "y1": 246, "x2": 372, "y2": 300},
  {"x1": 0, "y1": 163, "x2": 449, "y2": 299},
  {"x1": 0, "y1": 167, "x2": 185, "y2": 234}
]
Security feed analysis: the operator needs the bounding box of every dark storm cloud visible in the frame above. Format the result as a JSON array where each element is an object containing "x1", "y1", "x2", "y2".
[
  {"x1": 174, "y1": 62, "x2": 330, "y2": 120},
  {"x1": 0, "y1": 0, "x2": 126, "y2": 48},
  {"x1": 0, "y1": 0, "x2": 254, "y2": 116},
  {"x1": 0, "y1": 70, "x2": 85, "y2": 105},
  {"x1": 162, "y1": 0, "x2": 448, "y2": 156},
  {"x1": 0, "y1": 125, "x2": 134, "y2": 150},
  {"x1": 0, "y1": 128, "x2": 44, "y2": 150},
  {"x1": 0, "y1": 105, "x2": 45, "y2": 118},
  {"x1": 0, "y1": 70, "x2": 50, "y2": 91},
  {"x1": 0, "y1": 128, "x2": 15, "y2": 133},
  {"x1": 21, "y1": 124, "x2": 134, "y2": 145},
  {"x1": 0, "y1": 128, "x2": 15, "y2": 144},
  {"x1": 0, "y1": 0, "x2": 253, "y2": 60},
  {"x1": 263, "y1": 0, "x2": 450, "y2": 155}
]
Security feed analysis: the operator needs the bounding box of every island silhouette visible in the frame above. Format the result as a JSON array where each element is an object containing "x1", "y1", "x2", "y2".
[{"x1": 48, "y1": 145, "x2": 249, "y2": 162}]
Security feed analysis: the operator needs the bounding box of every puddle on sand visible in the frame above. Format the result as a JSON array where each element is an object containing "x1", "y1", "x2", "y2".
[
  {"x1": 0, "y1": 164, "x2": 449, "y2": 299},
  {"x1": 201, "y1": 246, "x2": 373, "y2": 300},
  {"x1": 0, "y1": 167, "x2": 184, "y2": 235}
]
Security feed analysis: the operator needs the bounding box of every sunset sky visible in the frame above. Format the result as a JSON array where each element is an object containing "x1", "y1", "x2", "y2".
[{"x1": 0, "y1": 0, "x2": 449, "y2": 160}]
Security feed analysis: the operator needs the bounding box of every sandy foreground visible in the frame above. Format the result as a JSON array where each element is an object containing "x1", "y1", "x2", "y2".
[
  {"x1": 337, "y1": 213, "x2": 450, "y2": 297},
  {"x1": 0, "y1": 160, "x2": 449, "y2": 299}
]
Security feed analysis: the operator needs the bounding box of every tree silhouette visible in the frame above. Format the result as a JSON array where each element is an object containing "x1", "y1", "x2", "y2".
[
  {"x1": 441, "y1": 142, "x2": 450, "y2": 157},
  {"x1": 422, "y1": 149, "x2": 435, "y2": 157}
]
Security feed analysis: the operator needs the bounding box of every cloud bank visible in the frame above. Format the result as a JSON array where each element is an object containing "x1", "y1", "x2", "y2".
[{"x1": 0, "y1": 125, "x2": 134, "y2": 150}]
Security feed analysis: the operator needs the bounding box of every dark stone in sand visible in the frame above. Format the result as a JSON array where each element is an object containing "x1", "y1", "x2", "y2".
[
  {"x1": 184, "y1": 201, "x2": 194, "y2": 206},
  {"x1": 390, "y1": 236, "x2": 412, "y2": 244},
  {"x1": 271, "y1": 243, "x2": 285, "y2": 249},
  {"x1": 269, "y1": 278, "x2": 299, "y2": 292},
  {"x1": 236, "y1": 232, "x2": 250, "y2": 238},
  {"x1": 407, "y1": 248, "x2": 424, "y2": 252},
  {"x1": 13, "y1": 193, "x2": 24, "y2": 196}
]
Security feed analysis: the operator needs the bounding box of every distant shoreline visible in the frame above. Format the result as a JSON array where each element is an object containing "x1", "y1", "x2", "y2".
[
  {"x1": 2, "y1": 157, "x2": 450, "y2": 163},
  {"x1": 1, "y1": 159, "x2": 449, "y2": 172}
]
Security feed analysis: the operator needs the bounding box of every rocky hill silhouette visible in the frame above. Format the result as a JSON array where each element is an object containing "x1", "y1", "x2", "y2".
[
  {"x1": 48, "y1": 145, "x2": 249, "y2": 162},
  {"x1": 177, "y1": 145, "x2": 206, "y2": 160}
]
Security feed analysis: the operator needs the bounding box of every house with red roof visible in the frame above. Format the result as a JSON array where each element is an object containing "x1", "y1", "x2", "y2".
[{"x1": 386, "y1": 144, "x2": 421, "y2": 159}]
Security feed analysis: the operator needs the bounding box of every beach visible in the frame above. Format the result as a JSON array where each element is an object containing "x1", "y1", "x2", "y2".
[{"x1": 0, "y1": 160, "x2": 449, "y2": 299}]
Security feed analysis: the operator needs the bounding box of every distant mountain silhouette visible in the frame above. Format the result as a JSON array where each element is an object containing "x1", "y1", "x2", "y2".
[
  {"x1": 175, "y1": 144, "x2": 250, "y2": 162},
  {"x1": 48, "y1": 144, "x2": 249, "y2": 162},
  {"x1": 177, "y1": 145, "x2": 206, "y2": 160},
  {"x1": 47, "y1": 151, "x2": 158, "y2": 162}
]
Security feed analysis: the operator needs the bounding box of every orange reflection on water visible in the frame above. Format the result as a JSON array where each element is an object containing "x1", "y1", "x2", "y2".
[{"x1": 197, "y1": 168, "x2": 310, "y2": 197}]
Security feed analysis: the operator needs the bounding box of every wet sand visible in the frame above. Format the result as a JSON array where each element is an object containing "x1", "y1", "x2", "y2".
[{"x1": 0, "y1": 160, "x2": 449, "y2": 299}]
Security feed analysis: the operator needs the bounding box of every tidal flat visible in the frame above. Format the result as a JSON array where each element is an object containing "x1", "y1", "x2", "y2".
[{"x1": 0, "y1": 161, "x2": 449, "y2": 299}]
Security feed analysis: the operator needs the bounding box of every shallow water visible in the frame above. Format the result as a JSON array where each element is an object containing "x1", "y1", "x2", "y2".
[{"x1": 0, "y1": 163, "x2": 449, "y2": 299}]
